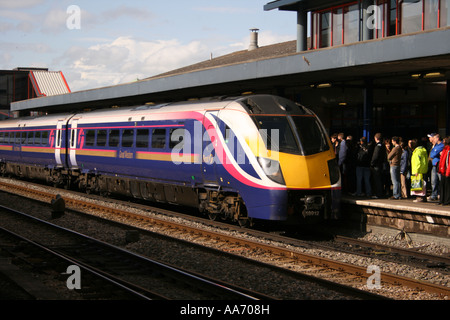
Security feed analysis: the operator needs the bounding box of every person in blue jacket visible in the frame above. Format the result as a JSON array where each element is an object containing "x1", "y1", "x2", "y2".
[{"x1": 428, "y1": 133, "x2": 444, "y2": 201}]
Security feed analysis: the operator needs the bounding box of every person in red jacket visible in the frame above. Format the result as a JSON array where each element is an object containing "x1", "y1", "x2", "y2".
[{"x1": 438, "y1": 137, "x2": 450, "y2": 205}]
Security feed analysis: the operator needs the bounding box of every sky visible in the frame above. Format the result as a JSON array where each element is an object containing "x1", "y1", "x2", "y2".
[{"x1": 0, "y1": 0, "x2": 296, "y2": 92}]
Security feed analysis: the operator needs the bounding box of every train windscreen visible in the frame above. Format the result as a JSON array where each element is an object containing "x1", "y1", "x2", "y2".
[
  {"x1": 252, "y1": 115, "x2": 329, "y2": 156},
  {"x1": 291, "y1": 115, "x2": 330, "y2": 155},
  {"x1": 252, "y1": 116, "x2": 299, "y2": 154}
]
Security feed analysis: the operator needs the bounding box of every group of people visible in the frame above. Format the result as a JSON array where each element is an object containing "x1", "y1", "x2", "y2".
[{"x1": 330, "y1": 132, "x2": 450, "y2": 205}]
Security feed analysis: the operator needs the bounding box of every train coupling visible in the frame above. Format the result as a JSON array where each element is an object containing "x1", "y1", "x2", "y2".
[{"x1": 299, "y1": 195, "x2": 325, "y2": 218}]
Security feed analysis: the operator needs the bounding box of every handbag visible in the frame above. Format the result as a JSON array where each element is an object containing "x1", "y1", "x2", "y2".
[{"x1": 411, "y1": 174, "x2": 424, "y2": 192}]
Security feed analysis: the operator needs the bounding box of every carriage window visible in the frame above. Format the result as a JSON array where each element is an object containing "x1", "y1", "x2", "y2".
[
  {"x1": 97, "y1": 130, "x2": 107, "y2": 146},
  {"x1": 0, "y1": 133, "x2": 4, "y2": 144},
  {"x1": 136, "y1": 129, "x2": 149, "y2": 148},
  {"x1": 86, "y1": 130, "x2": 95, "y2": 146},
  {"x1": 42, "y1": 131, "x2": 49, "y2": 145},
  {"x1": 152, "y1": 129, "x2": 166, "y2": 149},
  {"x1": 26, "y1": 132, "x2": 33, "y2": 145},
  {"x1": 34, "y1": 131, "x2": 42, "y2": 145},
  {"x1": 122, "y1": 129, "x2": 134, "y2": 148},
  {"x1": 109, "y1": 129, "x2": 119, "y2": 147},
  {"x1": 169, "y1": 128, "x2": 185, "y2": 149},
  {"x1": 16, "y1": 132, "x2": 26, "y2": 144},
  {"x1": 4, "y1": 132, "x2": 9, "y2": 143}
]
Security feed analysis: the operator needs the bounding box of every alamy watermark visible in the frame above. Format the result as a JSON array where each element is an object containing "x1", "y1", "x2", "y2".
[
  {"x1": 366, "y1": 265, "x2": 381, "y2": 289},
  {"x1": 64, "y1": 265, "x2": 81, "y2": 290},
  {"x1": 367, "y1": 5, "x2": 383, "y2": 30},
  {"x1": 66, "y1": 5, "x2": 81, "y2": 30},
  {"x1": 170, "y1": 123, "x2": 280, "y2": 175}
]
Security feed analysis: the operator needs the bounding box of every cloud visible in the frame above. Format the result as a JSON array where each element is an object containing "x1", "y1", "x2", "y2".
[
  {"x1": 102, "y1": 5, "x2": 155, "y2": 22},
  {"x1": 0, "y1": 0, "x2": 43, "y2": 9},
  {"x1": 59, "y1": 29, "x2": 295, "y2": 92},
  {"x1": 61, "y1": 36, "x2": 210, "y2": 91},
  {"x1": 194, "y1": 7, "x2": 253, "y2": 14}
]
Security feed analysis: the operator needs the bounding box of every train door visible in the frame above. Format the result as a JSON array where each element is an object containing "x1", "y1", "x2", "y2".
[
  {"x1": 69, "y1": 119, "x2": 78, "y2": 168},
  {"x1": 202, "y1": 111, "x2": 219, "y2": 186},
  {"x1": 54, "y1": 120, "x2": 64, "y2": 167}
]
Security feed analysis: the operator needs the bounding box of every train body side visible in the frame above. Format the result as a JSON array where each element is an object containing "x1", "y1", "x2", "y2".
[{"x1": 0, "y1": 95, "x2": 341, "y2": 224}]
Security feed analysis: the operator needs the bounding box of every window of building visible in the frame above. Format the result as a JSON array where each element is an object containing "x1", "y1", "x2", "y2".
[
  {"x1": 442, "y1": 0, "x2": 450, "y2": 26},
  {"x1": 152, "y1": 129, "x2": 166, "y2": 149},
  {"x1": 343, "y1": 4, "x2": 359, "y2": 44},
  {"x1": 425, "y1": 0, "x2": 439, "y2": 29},
  {"x1": 333, "y1": 8, "x2": 344, "y2": 46},
  {"x1": 320, "y1": 11, "x2": 331, "y2": 48},
  {"x1": 310, "y1": 0, "x2": 449, "y2": 49},
  {"x1": 401, "y1": 0, "x2": 423, "y2": 34},
  {"x1": 388, "y1": 0, "x2": 399, "y2": 36}
]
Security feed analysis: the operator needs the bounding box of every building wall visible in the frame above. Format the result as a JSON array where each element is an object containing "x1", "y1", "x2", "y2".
[{"x1": 309, "y1": 0, "x2": 450, "y2": 50}]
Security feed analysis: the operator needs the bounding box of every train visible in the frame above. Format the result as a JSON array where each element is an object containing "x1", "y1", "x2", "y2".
[{"x1": 0, "y1": 94, "x2": 341, "y2": 226}]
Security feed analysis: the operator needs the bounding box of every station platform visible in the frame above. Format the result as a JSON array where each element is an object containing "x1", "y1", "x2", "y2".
[{"x1": 341, "y1": 196, "x2": 450, "y2": 240}]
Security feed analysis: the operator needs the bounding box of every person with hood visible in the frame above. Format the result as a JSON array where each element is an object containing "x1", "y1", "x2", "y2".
[{"x1": 411, "y1": 139, "x2": 429, "y2": 202}]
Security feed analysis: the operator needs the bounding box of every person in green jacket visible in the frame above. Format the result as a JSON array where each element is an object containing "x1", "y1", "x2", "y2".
[{"x1": 411, "y1": 139, "x2": 429, "y2": 202}]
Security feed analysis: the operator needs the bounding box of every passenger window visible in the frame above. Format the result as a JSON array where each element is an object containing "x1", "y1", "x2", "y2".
[
  {"x1": 4, "y1": 132, "x2": 9, "y2": 143},
  {"x1": 169, "y1": 128, "x2": 185, "y2": 149},
  {"x1": 17, "y1": 132, "x2": 26, "y2": 144},
  {"x1": 0, "y1": 133, "x2": 3, "y2": 144},
  {"x1": 122, "y1": 129, "x2": 134, "y2": 148},
  {"x1": 42, "y1": 131, "x2": 49, "y2": 145},
  {"x1": 152, "y1": 129, "x2": 166, "y2": 149},
  {"x1": 109, "y1": 130, "x2": 120, "y2": 147},
  {"x1": 26, "y1": 132, "x2": 33, "y2": 145},
  {"x1": 34, "y1": 132, "x2": 41, "y2": 145},
  {"x1": 97, "y1": 130, "x2": 107, "y2": 146},
  {"x1": 136, "y1": 129, "x2": 149, "y2": 148},
  {"x1": 86, "y1": 130, "x2": 96, "y2": 146}
]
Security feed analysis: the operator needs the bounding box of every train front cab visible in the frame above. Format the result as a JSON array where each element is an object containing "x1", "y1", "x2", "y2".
[{"x1": 237, "y1": 95, "x2": 341, "y2": 225}]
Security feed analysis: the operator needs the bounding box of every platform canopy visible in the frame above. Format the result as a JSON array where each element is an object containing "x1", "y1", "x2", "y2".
[{"x1": 264, "y1": 0, "x2": 350, "y2": 11}]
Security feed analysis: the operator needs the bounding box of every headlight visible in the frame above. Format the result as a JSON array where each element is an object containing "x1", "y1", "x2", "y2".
[{"x1": 257, "y1": 157, "x2": 285, "y2": 185}]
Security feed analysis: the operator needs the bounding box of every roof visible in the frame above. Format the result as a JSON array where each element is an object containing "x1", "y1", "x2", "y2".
[
  {"x1": 28, "y1": 70, "x2": 71, "y2": 97},
  {"x1": 264, "y1": 0, "x2": 352, "y2": 11},
  {"x1": 147, "y1": 40, "x2": 297, "y2": 80}
]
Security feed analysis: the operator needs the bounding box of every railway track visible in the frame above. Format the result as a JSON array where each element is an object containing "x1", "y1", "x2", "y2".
[
  {"x1": 332, "y1": 235, "x2": 450, "y2": 273},
  {"x1": 0, "y1": 205, "x2": 271, "y2": 300},
  {"x1": 0, "y1": 177, "x2": 448, "y2": 299}
]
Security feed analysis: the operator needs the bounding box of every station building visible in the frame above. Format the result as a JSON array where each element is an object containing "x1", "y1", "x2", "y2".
[
  {"x1": 9, "y1": 0, "x2": 450, "y2": 142},
  {"x1": 0, "y1": 67, "x2": 71, "y2": 119}
]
